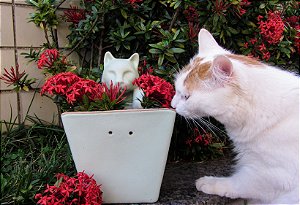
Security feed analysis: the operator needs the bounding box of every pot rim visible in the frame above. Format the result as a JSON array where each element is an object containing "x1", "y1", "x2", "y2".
[{"x1": 61, "y1": 108, "x2": 176, "y2": 116}]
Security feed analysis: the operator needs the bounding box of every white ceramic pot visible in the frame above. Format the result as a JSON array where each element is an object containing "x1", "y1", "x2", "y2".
[{"x1": 61, "y1": 108, "x2": 176, "y2": 203}]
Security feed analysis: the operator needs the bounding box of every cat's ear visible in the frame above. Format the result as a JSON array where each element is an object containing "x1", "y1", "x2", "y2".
[
  {"x1": 198, "y1": 29, "x2": 223, "y2": 55},
  {"x1": 128, "y1": 53, "x2": 139, "y2": 69},
  {"x1": 211, "y1": 55, "x2": 233, "y2": 84},
  {"x1": 104, "y1": 51, "x2": 115, "y2": 66}
]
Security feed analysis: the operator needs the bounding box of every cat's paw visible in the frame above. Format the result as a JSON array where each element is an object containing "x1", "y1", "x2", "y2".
[{"x1": 196, "y1": 176, "x2": 236, "y2": 198}]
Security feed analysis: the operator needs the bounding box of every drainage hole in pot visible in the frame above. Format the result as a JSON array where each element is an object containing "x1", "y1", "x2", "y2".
[
  {"x1": 108, "y1": 131, "x2": 113, "y2": 135},
  {"x1": 129, "y1": 131, "x2": 133, "y2": 135}
]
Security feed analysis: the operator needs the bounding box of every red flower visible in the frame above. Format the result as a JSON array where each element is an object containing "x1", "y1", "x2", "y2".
[
  {"x1": 249, "y1": 38, "x2": 258, "y2": 45},
  {"x1": 37, "y1": 49, "x2": 60, "y2": 69},
  {"x1": 238, "y1": 8, "x2": 246, "y2": 16},
  {"x1": 240, "y1": 0, "x2": 251, "y2": 6},
  {"x1": 41, "y1": 72, "x2": 80, "y2": 96},
  {"x1": 66, "y1": 79, "x2": 103, "y2": 104},
  {"x1": 102, "y1": 81, "x2": 127, "y2": 105},
  {"x1": 133, "y1": 74, "x2": 175, "y2": 108},
  {"x1": 63, "y1": 5, "x2": 86, "y2": 25},
  {"x1": 138, "y1": 60, "x2": 154, "y2": 75},
  {"x1": 185, "y1": 139, "x2": 193, "y2": 147},
  {"x1": 35, "y1": 172, "x2": 102, "y2": 205},
  {"x1": 262, "y1": 50, "x2": 270, "y2": 61},
  {"x1": 257, "y1": 15, "x2": 263, "y2": 21},
  {"x1": 258, "y1": 11, "x2": 285, "y2": 45},
  {"x1": 194, "y1": 134, "x2": 203, "y2": 143},
  {"x1": 0, "y1": 65, "x2": 25, "y2": 85},
  {"x1": 41, "y1": 72, "x2": 127, "y2": 110},
  {"x1": 285, "y1": 16, "x2": 299, "y2": 28},
  {"x1": 243, "y1": 42, "x2": 249, "y2": 48},
  {"x1": 125, "y1": 0, "x2": 143, "y2": 7},
  {"x1": 258, "y1": 43, "x2": 266, "y2": 51}
]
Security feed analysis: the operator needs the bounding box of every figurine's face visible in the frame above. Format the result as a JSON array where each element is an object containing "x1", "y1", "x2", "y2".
[{"x1": 102, "y1": 52, "x2": 139, "y2": 90}]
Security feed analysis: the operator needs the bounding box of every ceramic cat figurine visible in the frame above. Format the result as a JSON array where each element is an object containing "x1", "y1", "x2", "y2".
[
  {"x1": 171, "y1": 29, "x2": 299, "y2": 204},
  {"x1": 102, "y1": 51, "x2": 143, "y2": 108}
]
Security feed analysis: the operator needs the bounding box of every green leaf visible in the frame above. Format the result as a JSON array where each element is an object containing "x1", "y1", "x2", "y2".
[
  {"x1": 149, "y1": 43, "x2": 163, "y2": 49},
  {"x1": 22, "y1": 86, "x2": 29, "y2": 92},
  {"x1": 228, "y1": 27, "x2": 238, "y2": 35},
  {"x1": 165, "y1": 55, "x2": 177, "y2": 63},
  {"x1": 213, "y1": 15, "x2": 219, "y2": 26},
  {"x1": 149, "y1": 48, "x2": 162, "y2": 54},
  {"x1": 231, "y1": 0, "x2": 239, "y2": 5},
  {"x1": 158, "y1": 54, "x2": 164, "y2": 66},
  {"x1": 121, "y1": 9, "x2": 128, "y2": 19},
  {"x1": 172, "y1": 29, "x2": 180, "y2": 41},
  {"x1": 174, "y1": 1, "x2": 181, "y2": 9},
  {"x1": 169, "y1": 48, "x2": 185, "y2": 53},
  {"x1": 259, "y1": 3, "x2": 265, "y2": 9}
]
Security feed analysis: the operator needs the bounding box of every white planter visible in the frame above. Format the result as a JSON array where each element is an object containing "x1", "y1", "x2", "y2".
[{"x1": 61, "y1": 108, "x2": 176, "y2": 204}]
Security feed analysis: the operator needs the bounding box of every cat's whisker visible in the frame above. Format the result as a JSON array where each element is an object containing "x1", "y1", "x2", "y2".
[{"x1": 187, "y1": 111, "x2": 226, "y2": 138}]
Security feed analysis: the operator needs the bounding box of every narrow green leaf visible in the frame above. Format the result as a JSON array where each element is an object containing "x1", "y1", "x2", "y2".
[
  {"x1": 149, "y1": 48, "x2": 162, "y2": 54},
  {"x1": 158, "y1": 54, "x2": 164, "y2": 66},
  {"x1": 169, "y1": 48, "x2": 185, "y2": 53},
  {"x1": 121, "y1": 9, "x2": 128, "y2": 19}
]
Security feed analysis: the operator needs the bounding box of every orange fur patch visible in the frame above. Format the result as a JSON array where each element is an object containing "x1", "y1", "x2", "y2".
[
  {"x1": 226, "y1": 54, "x2": 262, "y2": 66},
  {"x1": 184, "y1": 58, "x2": 211, "y2": 91}
]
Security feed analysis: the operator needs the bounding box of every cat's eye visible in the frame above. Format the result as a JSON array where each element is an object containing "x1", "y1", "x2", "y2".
[{"x1": 184, "y1": 95, "x2": 190, "y2": 100}]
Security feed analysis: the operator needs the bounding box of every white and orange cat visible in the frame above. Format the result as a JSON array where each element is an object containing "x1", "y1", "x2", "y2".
[{"x1": 171, "y1": 29, "x2": 299, "y2": 204}]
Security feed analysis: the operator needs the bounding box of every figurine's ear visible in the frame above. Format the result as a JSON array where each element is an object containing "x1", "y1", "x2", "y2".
[
  {"x1": 104, "y1": 52, "x2": 115, "y2": 66},
  {"x1": 128, "y1": 53, "x2": 139, "y2": 69}
]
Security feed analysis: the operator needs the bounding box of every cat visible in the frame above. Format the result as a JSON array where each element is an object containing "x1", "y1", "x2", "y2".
[
  {"x1": 102, "y1": 51, "x2": 143, "y2": 108},
  {"x1": 171, "y1": 28, "x2": 299, "y2": 204}
]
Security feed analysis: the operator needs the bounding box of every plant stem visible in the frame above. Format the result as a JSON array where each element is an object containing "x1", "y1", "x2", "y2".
[
  {"x1": 11, "y1": 0, "x2": 22, "y2": 124},
  {"x1": 90, "y1": 40, "x2": 94, "y2": 71},
  {"x1": 81, "y1": 49, "x2": 87, "y2": 68},
  {"x1": 55, "y1": 0, "x2": 67, "y2": 11},
  {"x1": 42, "y1": 22, "x2": 51, "y2": 47},
  {"x1": 64, "y1": 16, "x2": 99, "y2": 58},
  {"x1": 97, "y1": 29, "x2": 104, "y2": 67},
  {"x1": 169, "y1": 7, "x2": 180, "y2": 31}
]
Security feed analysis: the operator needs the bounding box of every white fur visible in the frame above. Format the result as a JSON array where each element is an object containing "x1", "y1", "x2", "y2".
[
  {"x1": 171, "y1": 29, "x2": 300, "y2": 204},
  {"x1": 102, "y1": 52, "x2": 143, "y2": 108}
]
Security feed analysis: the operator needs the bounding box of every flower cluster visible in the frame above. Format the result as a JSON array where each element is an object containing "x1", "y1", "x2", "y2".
[
  {"x1": 133, "y1": 74, "x2": 175, "y2": 108},
  {"x1": 285, "y1": 15, "x2": 300, "y2": 55},
  {"x1": 41, "y1": 72, "x2": 80, "y2": 97},
  {"x1": 37, "y1": 49, "x2": 60, "y2": 69},
  {"x1": 258, "y1": 12, "x2": 285, "y2": 45},
  {"x1": 234, "y1": 0, "x2": 251, "y2": 16},
  {"x1": 35, "y1": 172, "x2": 102, "y2": 205},
  {"x1": 63, "y1": 5, "x2": 86, "y2": 25},
  {"x1": 0, "y1": 65, "x2": 36, "y2": 91},
  {"x1": 37, "y1": 49, "x2": 70, "y2": 75},
  {"x1": 41, "y1": 72, "x2": 127, "y2": 111},
  {"x1": 0, "y1": 66, "x2": 25, "y2": 85}
]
